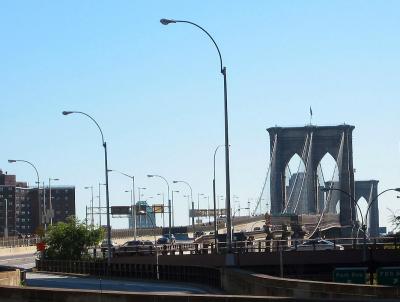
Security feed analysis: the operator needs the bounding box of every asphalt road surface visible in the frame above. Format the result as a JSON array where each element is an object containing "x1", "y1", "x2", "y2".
[
  {"x1": 0, "y1": 252, "x2": 36, "y2": 270},
  {"x1": 26, "y1": 272, "x2": 211, "y2": 294}
]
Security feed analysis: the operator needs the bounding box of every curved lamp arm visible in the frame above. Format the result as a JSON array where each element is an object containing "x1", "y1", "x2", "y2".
[
  {"x1": 62, "y1": 111, "x2": 105, "y2": 146},
  {"x1": 160, "y1": 19, "x2": 224, "y2": 74}
]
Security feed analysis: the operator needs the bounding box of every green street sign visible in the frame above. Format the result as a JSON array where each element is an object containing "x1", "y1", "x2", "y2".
[
  {"x1": 333, "y1": 267, "x2": 368, "y2": 284},
  {"x1": 377, "y1": 267, "x2": 400, "y2": 286}
]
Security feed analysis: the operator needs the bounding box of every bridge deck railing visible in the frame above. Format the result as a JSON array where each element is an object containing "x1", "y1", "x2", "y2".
[{"x1": 83, "y1": 236, "x2": 400, "y2": 259}]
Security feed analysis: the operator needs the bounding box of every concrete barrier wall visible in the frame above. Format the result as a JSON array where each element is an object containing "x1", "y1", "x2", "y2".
[
  {"x1": 0, "y1": 270, "x2": 21, "y2": 287},
  {"x1": 0, "y1": 285, "x2": 301, "y2": 302},
  {"x1": 0, "y1": 245, "x2": 36, "y2": 257},
  {"x1": 221, "y1": 268, "x2": 400, "y2": 300}
]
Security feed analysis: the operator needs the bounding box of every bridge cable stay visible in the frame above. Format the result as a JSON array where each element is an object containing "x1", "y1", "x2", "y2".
[
  {"x1": 252, "y1": 134, "x2": 277, "y2": 215},
  {"x1": 282, "y1": 134, "x2": 310, "y2": 213},
  {"x1": 292, "y1": 132, "x2": 314, "y2": 214},
  {"x1": 307, "y1": 132, "x2": 345, "y2": 238}
]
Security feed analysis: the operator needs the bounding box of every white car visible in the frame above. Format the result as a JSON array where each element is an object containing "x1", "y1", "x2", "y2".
[{"x1": 293, "y1": 239, "x2": 344, "y2": 251}]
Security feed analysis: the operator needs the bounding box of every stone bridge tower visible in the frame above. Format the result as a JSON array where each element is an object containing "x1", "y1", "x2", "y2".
[{"x1": 268, "y1": 125, "x2": 356, "y2": 228}]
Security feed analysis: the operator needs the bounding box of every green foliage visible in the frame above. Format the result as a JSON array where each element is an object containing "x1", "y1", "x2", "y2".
[{"x1": 44, "y1": 216, "x2": 104, "y2": 260}]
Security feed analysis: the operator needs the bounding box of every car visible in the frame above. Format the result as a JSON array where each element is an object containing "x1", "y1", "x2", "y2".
[
  {"x1": 293, "y1": 239, "x2": 344, "y2": 251},
  {"x1": 114, "y1": 240, "x2": 142, "y2": 256},
  {"x1": 253, "y1": 227, "x2": 261, "y2": 231},
  {"x1": 100, "y1": 239, "x2": 118, "y2": 252},
  {"x1": 156, "y1": 234, "x2": 176, "y2": 244},
  {"x1": 193, "y1": 231, "x2": 204, "y2": 238},
  {"x1": 140, "y1": 240, "x2": 155, "y2": 255}
]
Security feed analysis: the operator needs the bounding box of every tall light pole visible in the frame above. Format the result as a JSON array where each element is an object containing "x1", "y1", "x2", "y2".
[
  {"x1": 62, "y1": 111, "x2": 112, "y2": 265},
  {"x1": 203, "y1": 195, "x2": 210, "y2": 224},
  {"x1": 157, "y1": 193, "x2": 165, "y2": 228},
  {"x1": 98, "y1": 183, "x2": 106, "y2": 226},
  {"x1": 213, "y1": 145, "x2": 224, "y2": 251},
  {"x1": 364, "y1": 188, "x2": 400, "y2": 235},
  {"x1": 160, "y1": 18, "x2": 233, "y2": 249},
  {"x1": 197, "y1": 193, "x2": 204, "y2": 225},
  {"x1": 138, "y1": 210, "x2": 159, "y2": 280},
  {"x1": 137, "y1": 187, "x2": 146, "y2": 230},
  {"x1": 108, "y1": 170, "x2": 136, "y2": 240},
  {"x1": 171, "y1": 190, "x2": 179, "y2": 226},
  {"x1": 321, "y1": 187, "x2": 366, "y2": 259},
  {"x1": 48, "y1": 178, "x2": 59, "y2": 226},
  {"x1": 8, "y1": 159, "x2": 41, "y2": 231},
  {"x1": 173, "y1": 180, "x2": 193, "y2": 227},
  {"x1": 147, "y1": 174, "x2": 171, "y2": 239},
  {"x1": 84, "y1": 186, "x2": 94, "y2": 227}
]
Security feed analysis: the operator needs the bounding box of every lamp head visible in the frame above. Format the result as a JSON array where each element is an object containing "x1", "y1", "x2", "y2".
[
  {"x1": 84, "y1": 186, "x2": 90, "y2": 189},
  {"x1": 173, "y1": 180, "x2": 178, "y2": 184},
  {"x1": 53, "y1": 178, "x2": 60, "y2": 181},
  {"x1": 395, "y1": 188, "x2": 400, "y2": 192},
  {"x1": 147, "y1": 174, "x2": 154, "y2": 178},
  {"x1": 8, "y1": 160, "x2": 16, "y2": 163},
  {"x1": 62, "y1": 111, "x2": 73, "y2": 115},
  {"x1": 160, "y1": 18, "x2": 176, "y2": 25}
]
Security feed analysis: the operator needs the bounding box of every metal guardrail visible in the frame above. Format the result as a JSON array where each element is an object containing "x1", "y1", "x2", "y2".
[
  {"x1": 90, "y1": 236, "x2": 400, "y2": 257},
  {"x1": 0, "y1": 237, "x2": 40, "y2": 249}
]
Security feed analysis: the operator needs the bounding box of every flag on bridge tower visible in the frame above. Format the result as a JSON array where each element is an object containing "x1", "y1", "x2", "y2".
[{"x1": 309, "y1": 106, "x2": 313, "y2": 125}]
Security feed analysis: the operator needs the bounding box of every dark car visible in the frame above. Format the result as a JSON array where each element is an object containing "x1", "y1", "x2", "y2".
[
  {"x1": 157, "y1": 234, "x2": 176, "y2": 244},
  {"x1": 114, "y1": 240, "x2": 142, "y2": 257},
  {"x1": 193, "y1": 231, "x2": 204, "y2": 238},
  {"x1": 141, "y1": 240, "x2": 155, "y2": 255}
]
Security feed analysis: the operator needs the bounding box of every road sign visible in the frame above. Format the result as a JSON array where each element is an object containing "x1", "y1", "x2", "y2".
[
  {"x1": 152, "y1": 204, "x2": 164, "y2": 213},
  {"x1": 111, "y1": 206, "x2": 131, "y2": 215},
  {"x1": 333, "y1": 267, "x2": 368, "y2": 284},
  {"x1": 377, "y1": 267, "x2": 400, "y2": 286}
]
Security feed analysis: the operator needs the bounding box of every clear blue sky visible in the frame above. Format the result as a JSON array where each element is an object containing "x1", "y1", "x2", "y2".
[{"x1": 1, "y1": 1, "x2": 399, "y2": 230}]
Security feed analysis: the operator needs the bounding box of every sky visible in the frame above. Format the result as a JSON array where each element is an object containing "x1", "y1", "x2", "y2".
[{"x1": 1, "y1": 1, "x2": 400, "y2": 230}]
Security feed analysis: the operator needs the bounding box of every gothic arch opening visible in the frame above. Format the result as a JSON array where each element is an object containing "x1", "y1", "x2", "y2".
[
  {"x1": 284, "y1": 153, "x2": 307, "y2": 214},
  {"x1": 318, "y1": 152, "x2": 340, "y2": 214}
]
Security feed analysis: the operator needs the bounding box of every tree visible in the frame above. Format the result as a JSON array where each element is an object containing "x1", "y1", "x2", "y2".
[{"x1": 44, "y1": 216, "x2": 104, "y2": 260}]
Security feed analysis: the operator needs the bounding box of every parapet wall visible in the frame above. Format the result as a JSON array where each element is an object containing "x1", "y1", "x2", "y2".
[
  {"x1": 221, "y1": 268, "x2": 400, "y2": 299},
  {"x1": 0, "y1": 270, "x2": 21, "y2": 287}
]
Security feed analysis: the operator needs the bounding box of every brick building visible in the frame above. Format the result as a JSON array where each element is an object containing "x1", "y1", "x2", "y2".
[{"x1": 0, "y1": 169, "x2": 75, "y2": 236}]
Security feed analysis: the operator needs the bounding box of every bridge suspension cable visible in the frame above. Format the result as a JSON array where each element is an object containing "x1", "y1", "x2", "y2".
[{"x1": 252, "y1": 134, "x2": 277, "y2": 215}]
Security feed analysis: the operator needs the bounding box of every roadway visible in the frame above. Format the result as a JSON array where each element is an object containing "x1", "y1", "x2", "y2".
[{"x1": 0, "y1": 252, "x2": 213, "y2": 294}]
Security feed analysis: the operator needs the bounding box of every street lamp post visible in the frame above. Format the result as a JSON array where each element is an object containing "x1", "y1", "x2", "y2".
[
  {"x1": 62, "y1": 111, "x2": 112, "y2": 265},
  {"x1": 84, "y1": 186, "x2": 94, "y2": 227},
  {"x1": 160, "y1": 18, "x2": 233, "y2": 249},
  {"x1": 8, "y1": 159, "x2": 41, "y2": 231},
  {"x1": 108, "y1": 170, "x2": 136, "y2": 240},
  {"x1": 172, "y1": 180, "x2": 193, "y2": 228},
  {"x1": 137, "y1": 187, "x2": 146, "y2": 230},
  {"x1": 213, "y1": 145, "x2": 224, "y2": 251},
  {"x1": 157, "y1": 193, "x2": 165, "y2": 228},
  {"x1": 171, "y1": 190, "x2": 179, "y2": 226},
  {"x1": 197, "y1": 193, "x2": 204, "y2": 225},
  {"x1": 321, "y1": 187, "x2": 366, "y2": 258},
  {"x1": 147, "y1": 175, "x2": 171, "y2": 239},
  {"x1": 364, "y1": 188, "x2": 400, "y2": 235},
  {"x1": 138, "y1": 210, "x2": 159, "y2": 280},
  {"x1": 48, "y1": 178, "x2": 59, "y2": 226},
  {"x1": 98, "y1": 183, "x2": 106, "y2": 226}
]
